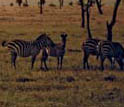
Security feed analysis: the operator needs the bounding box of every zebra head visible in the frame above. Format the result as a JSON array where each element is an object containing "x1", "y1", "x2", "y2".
[
  {"x1": 61, "y1": 32, "x2": 68, "y2": 43},
  {"x1": 36, "y1": 33, "x2": 55, "y2": 47},
  {"x1": 1, "y1": 41, "x2": 7, "y2": 47}
]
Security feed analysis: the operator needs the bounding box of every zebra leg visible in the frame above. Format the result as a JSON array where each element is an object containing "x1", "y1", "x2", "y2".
[
  {"x1": 108, "y1": 57, "x2": 114, "y2": 70},
  {"x1": 100, "y1": 56, "x2": 105, "y2": 71},
  {"x1": 116, "y1": 59, "x2": 123, "y2": 70},
  {"x1": 57, "y1": 57, "x2": 60, "y2": 70},
  {"x1": 83, "y1": 52, "x2": 89, "y2": 69},
  {"x1": 86, "y1": 55, "x2": 90, "y2": 69},
  {"x1": 40, "y1": 58, "x2": 44, "y2": 70},
  {"x1": 60, "y1": 56, "x2": 63, "y2": 70},
  {"x1": 11, "y1": 52, "x2": 17, "y2": 69},
  {"x1": 44, "y1": 60, "x2": 49, "y2": 71},
  {"x1": 40, "y1": 49, "x2": 48, "y2": 71},
  {"x1": 31, "y1": 55, "x2": 36, "y2": 70},
  {"x1": 41, "y1": 55, "x2": 49, "y2": 71},
  {"x1": 83, "y1": 52, "x2": 86, "y2": 69}
]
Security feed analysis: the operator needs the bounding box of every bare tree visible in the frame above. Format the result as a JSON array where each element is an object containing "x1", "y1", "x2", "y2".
[
  {"x1": 59, "y1": 0, "x2": 64, "y2": 9},
  {"x1": 107, "y1": 0, "x2": 121, "y2": 41},
  {"x1": 16, "y1": 0, "x2": 22, "y2": 7},
  {"x1": 96, "y1": 0, "x2": 103, "y2": 14},
  {"x1": 39, "y1": 0, "x2": 45, "y2": 14},
  {"x1": 23, "y1": 0, "x2": 29, "y2": 6},
  {"x1": 79, "y1": 0, "x2": 103, "y2": 28},
  {"x1": 79, "y1": 0, "x2": 85, "y2": 27},
  {"x1": 25, "y1": 0, "x2": 28, "y2": 5},
  {"x1": 86, "y1": 0, "x2": 92, "y2": 38}
]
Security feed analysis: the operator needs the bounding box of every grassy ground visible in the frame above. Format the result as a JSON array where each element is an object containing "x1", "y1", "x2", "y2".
[{"x1": 0, "y1": 1, "x2": 124, "y2": 107}]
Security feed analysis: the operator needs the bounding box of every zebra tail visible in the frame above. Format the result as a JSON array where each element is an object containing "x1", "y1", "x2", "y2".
[
  {"x1": 1, "y1": 41, "x2": 8, "y2": 47},
  {"x1": 96, "y1": 42, "x2": 101, "y2": 60}
]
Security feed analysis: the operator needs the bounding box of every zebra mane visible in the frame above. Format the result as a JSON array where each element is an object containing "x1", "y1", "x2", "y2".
[
  {"x1": 36, "y1": 33, "x2": 47, "y2": 41},
  {"x1": 35, "y1": 33, "x2": 55, "y2": 47}
]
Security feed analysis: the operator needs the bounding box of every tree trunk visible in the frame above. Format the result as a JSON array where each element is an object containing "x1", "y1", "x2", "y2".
[
  {"x1": 25, "y1": 0, "x2": 28, "y2": 5},
  {"x1": 86, "y1": 0, "x2": 92, "y2": 38},
  {"x1": 59, "y1": 0, "x2": 64, "y2": 9},
  {"x1": 96, "y1": 0, "x2": 103, "y2": 14},
  {"x1": 40, "y1": 0, "x2": 45, "y2": 14},
  {"x1": 79, "y1": 0, "x2": 85, "y2": 28},
  {"x1": 107, "y1": 0, "x2": 121, "y2": 41},
  {"x1": 16, "y1": 0, "x2": 22, "y2": 7}
]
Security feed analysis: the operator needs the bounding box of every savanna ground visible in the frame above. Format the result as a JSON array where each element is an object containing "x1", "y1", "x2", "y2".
[{"x1": 0, "y1": 0, "x2": 124, "y2": 107}]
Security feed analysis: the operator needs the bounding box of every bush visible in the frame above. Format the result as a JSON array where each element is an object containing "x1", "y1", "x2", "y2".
[
  {"x1": 10, "y1": 3, "x2": 14, "y2": 7},
  {"x1": 69, "y1": 1, "x2": 73, "y2": 6}
]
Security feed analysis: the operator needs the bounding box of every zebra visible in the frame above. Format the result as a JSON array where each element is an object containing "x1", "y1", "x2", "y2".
[
  {"x1": 1, "y1": 33, "x2": 55, "y2": 69},
  {"x1": 81, "y1": 38, "x2": 101, "y2": 69},
  {"x1": 41, "y1": 33, "x2": 68, "y2": 70},
  {"x1": 97, "y1": 40, "x2": 124, "y2": 71}
]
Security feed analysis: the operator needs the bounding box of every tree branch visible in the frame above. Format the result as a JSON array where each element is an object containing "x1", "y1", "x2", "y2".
[
  {"x1": 107, "y1": 0, "x2": 121, "y2": 41},
  {"x1": 86, "y1": 0, "x2": 92, "y2": 38},
  {"x1": 79, "y1": 0, "x2": 85, "y2": 28},
  {"x1": 96, "y1": 0, "x2": 103, "y2": 14}
]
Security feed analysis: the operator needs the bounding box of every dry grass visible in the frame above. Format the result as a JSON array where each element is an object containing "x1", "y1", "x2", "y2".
[{"x1": 0, "y1": 1, "x2": 124, "y2": 107}]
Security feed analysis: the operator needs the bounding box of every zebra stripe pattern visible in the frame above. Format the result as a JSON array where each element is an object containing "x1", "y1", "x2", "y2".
[
  {"x1": 2, "y1": 33, "x2": 55, "y2": 69},
  {"x1": 97, "y1": 40, "x2": 124, "y2": 71},
  {"x1": 82, "y1": 38, "x2": 100, "y2": 69}
]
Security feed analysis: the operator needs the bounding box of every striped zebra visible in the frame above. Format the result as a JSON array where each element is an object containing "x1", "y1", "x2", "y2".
[
  {"x1": 97, "y1": 40, "x2": 124, "y2": 71},
  {"x1": 82, "y1": 38, "x2": 100, "y2": 69},
  {"x1": 1, "y1": 33, "x2": 55, "y2": 69}
]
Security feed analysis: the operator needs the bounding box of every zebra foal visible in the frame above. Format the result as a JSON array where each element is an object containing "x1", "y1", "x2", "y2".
[
  {"x1": 1, "y1": 34, "x2": 55, "y2": 69},
  {"x1": 41, "y1": 33, "x2": 68, "y2": 70},
  {"x1": 97, "y1": 40, "x2": 124, "y2": 71}
]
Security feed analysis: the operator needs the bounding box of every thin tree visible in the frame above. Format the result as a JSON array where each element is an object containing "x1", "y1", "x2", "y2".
[
  {"x1": 79, "y1": 0, "x2": 85, "y2": 27},
  {"x1": 96, "y1": 0, "x2": 103, "y2": 14},
  {"x1": 107, "y1": 0, "x2": 121, "y2": 41},
  {"x1": 79, "y1": 0, "x2": 103, "y2": 28},
  {"x1": 86, "y1": 0, "x2": 92, "y2": 38},
  {"x1": 16, "y1": 0, "x2": 22, "y2": 7},
  {"x1": 39, "y1": 0, "x2": 45, "y2": 14},
  {"x1": 25, "y1": 0, "x2": 28, "y2": 5},
  {"x1": 59, "y1": 0, "x2": 64, "y2": 9}
]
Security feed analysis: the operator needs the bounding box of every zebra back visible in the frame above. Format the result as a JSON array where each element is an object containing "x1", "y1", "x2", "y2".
[
  {"x1": 98, "y1": 40, "x2": 124, "y2": 59},
  {"x1": 82, "y1": 38, "x2": 100, "y2": 55},
  {"x1": 2, "y1": 34, "x2": 55, "y2": 57},
  {"x1": 3, "y1": 39, "x2": 34, "y2": 57},
  {"x1": 35, "y1": 33, "x2": 55, "y2": 47}
]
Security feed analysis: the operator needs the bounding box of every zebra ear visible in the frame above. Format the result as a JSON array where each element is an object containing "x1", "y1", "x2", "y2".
[
  {"x1": 65, "y1": 33, "x2": 68, "y2": 37},
  {"x1": 2, "y1": 41, "x2": 7, "y2": 47},
  {"x1": 61, "y1": 32, "x2": 67, "y2": 37},
  {"x1": 61, "y1": 33, "x2": 63, "y2": 37},
  {"x1": 63, "y1": 32, "x2": 68, "y2": 38}
]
